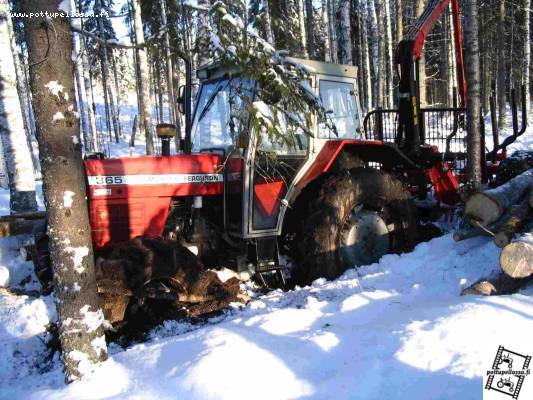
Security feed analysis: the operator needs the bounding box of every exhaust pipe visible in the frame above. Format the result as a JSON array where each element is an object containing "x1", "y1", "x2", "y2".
[{"x1": 156, "y1": 123, "x2": 177, "y2": 156}]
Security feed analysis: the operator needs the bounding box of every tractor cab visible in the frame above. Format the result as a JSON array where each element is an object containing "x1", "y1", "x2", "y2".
[{"x1": 190, "y1": 58, "x2": 363, "y2": 241}]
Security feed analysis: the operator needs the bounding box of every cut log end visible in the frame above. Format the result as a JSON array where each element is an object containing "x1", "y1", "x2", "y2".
[
  {"x1": 464, "y1": 192, "x2": 502, "y2": 226},
  {"x1": 500, "y1": 241, "x2": 533, "y2": 279}
]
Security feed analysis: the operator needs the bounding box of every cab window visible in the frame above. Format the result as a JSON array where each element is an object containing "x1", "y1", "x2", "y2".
[{"x1": 318, "y1": 80, "x2": 360, "y2": 139}]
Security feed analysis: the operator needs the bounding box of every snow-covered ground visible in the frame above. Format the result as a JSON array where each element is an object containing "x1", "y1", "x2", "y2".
[{"x1": 0, "y1": 108, "x2": 531, "y2": 399}]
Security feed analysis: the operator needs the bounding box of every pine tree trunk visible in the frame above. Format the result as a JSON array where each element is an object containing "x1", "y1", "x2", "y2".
[
  {"x1": 111, "y1": 51, "x2": 122, "y2": 139},
  {"x1": 464, "y1": 0, "x2": 482, "y2": 189},
  {"x1": 339, "y1": 0, "x2": 352, "y2": 64},
  {"x1": 497, "y1": 0, "x2": 506, "y2": 128},
  {"x1": 297, "y1": 0, "x2": 309, "y2": 58},
  {"x1": 322, "y1": 0, "x2": 331, "y2": 62},
  {"x1": 161, "y1": 0, "x2": 176, "y2": 127},
  {"x1": 77, "y1": 0, "x2": 98, "y2": 152},
  {"x1": 328, "y1": 0, "x2": 338, "y2": 63},
  {"x1": 198, "y1": 0, "x2": 210, "y2": 65},
  {"x1": 416, "y1": 0, "x2": 427, "y2": 106},
  {"x1": 523, "y1": 0, "x2": 530, "y2": 116},
  {"x1": 22, "y1": 0, "x2": 107, "y2": 382},
  {"x1": 155, "y1": 64, "x2": 164, "y2": 123},
  {"x1": 0, "y1": 0, "x2": 37, "y2": 213},
  {"x1": 361, "y1": 2, "x2": 372, "y2": 111},
  {"x1": 132, "y1": 0, "x2": 155, "y2": 155},
  {"x1": 263, "y1": 0, "x2": 275, "y2": 44},
  {"x1": 369, "y1": 0, "x2": 380, "y2": 107},
  {"x1": 305, "y1": 0, "x2": 314, "y2": 58}
]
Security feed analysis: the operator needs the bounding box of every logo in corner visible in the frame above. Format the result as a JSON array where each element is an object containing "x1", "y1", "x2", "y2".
[{"x1": 485, "y1": 346, "x2": 531, "y2": 399}]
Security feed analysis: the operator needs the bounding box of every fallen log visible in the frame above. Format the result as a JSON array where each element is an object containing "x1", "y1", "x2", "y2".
[
  {"x1": 0, "y1": 219, "x2": 38, "y2": 237},
  {"x1": 461, "y1": 273, "x2": 531, "y2": 296},
  {"x1": 0, "y1": 211, "x2": 46, "y2": 221},
  {"x1": 499, "y1": 235, "x2": 533, "y2": 279},
  {"x1": 493, "y1": 197, "x2": 532, "y2": 248},
  {"x1": 464, "y1": 168, "x2": 533, "y2": 226},
  {"x1": 0, "y1": 211, "x2": 46, "y2": 237}
]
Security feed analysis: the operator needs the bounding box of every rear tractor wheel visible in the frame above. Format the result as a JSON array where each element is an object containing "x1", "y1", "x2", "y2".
[{"x1": 293, "y1": 168, "x2": 418, "y2": 285}]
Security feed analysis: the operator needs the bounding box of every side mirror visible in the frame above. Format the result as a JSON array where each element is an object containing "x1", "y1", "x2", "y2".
[{"x1": 177, "y1": 85, "x2": 185, "y2": 114}]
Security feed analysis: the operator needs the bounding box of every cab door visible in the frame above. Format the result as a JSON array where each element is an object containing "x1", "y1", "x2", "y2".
[{"x1": 242, "y1": 117, "x2": 309, "y2": 238}]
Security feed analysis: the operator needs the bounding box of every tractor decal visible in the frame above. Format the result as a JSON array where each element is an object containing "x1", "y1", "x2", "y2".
[{"x1": 87, "y1": 173, "x2": 223, "y2": 186}]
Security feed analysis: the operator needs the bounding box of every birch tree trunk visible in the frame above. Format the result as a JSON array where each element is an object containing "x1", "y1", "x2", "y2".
[
  {"x1": 383, "y1": 0, "x2": 393, "y2": 107},
  {"x1": 497, "y1": 0, "x2": 506, "y2": 128},
  {"x1": 322, "y1": 0, "x2": 331, "y2": 62},
  {"x1": 416, "y1": 0, "x2": 427, "y2": 106},
  {"x1": 22, "y1": 0, "x2": 107, "y2": 382},
  {"x1": 447, "y1": 5, "x2": 457, "y2": 106},
  {"x1": 0, "y1": 0, "x2": 37, "y2": 213},
  {"x1": 77, "y1": 0, "x2": 98, "y2": 152},
  {"x1": 396, "y1": 0, "x2": 403, "y2": 42},
  {"x1": 132, "y1": 0, "x2": 155, "y2": 155},
  {"x1": 464, "y1": 0, "x2": 482, "y2": 189},
  {"x1": 339, "y1": 0, "x2": 352, "y2": 64},
  {"x1": 95, "y1": 0, "x2": 119, "y2": 143},
  {"x1": 297, "y1": 0, "x2": 309, "y2": 58},
  {"x1": 72, "y1": 32, "x2": 90, "y2": 150},
  {"x1": 7, "y1": 8, "x2": 39, "y2": 174}
]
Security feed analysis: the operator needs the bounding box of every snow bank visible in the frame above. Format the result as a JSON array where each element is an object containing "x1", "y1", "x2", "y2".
[{"x1": 0, "y1": 234, "x2": 530, "y2": 399}]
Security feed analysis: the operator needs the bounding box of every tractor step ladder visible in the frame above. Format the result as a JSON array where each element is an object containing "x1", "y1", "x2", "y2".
[{"x1": 254, "y1": 237, "x2": 286, "y2": 289}]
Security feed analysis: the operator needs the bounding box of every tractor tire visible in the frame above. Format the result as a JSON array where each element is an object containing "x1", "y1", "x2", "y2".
[{"x1": 292, "y1": 168, "x2": 417, "y2": 285}]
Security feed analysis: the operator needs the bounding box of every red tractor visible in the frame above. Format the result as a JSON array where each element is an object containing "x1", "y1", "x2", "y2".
[{"x1": 34, "y1": 0, "x2": 527, "y2": 289}]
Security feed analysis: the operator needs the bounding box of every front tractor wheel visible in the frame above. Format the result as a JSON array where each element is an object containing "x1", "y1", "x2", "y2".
[{"x1": 294, "y1": 168, "x2": 417, "y2": 285}]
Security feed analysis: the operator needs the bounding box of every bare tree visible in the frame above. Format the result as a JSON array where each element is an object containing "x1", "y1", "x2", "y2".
[
  {"x1": 328, "y1": 0, "x2": 338, "y2": 63},
  {"x1": 95, "y1": 0, "x2": 119, "y2": 143},
  {"x1": 305, "y1": 0, "x2": 314, "y2": 57},
  {"x1": 464, "y1": 0, "x2": 482, "y2": 189},
  {"x1": 22, "y1": 0, "x2": 107, "y2": 382},
  {"x1": 132, "y1": 0, "x2": 155, "y2": 154},
  {"x1": 496, "y1": 0, "x2": 506, "y2": 128},
  {"x1": 368, "y1": 0, "x2": 381, "y2": 107},
  {"x1": 264, "y1": 0, "x2": 275, "y2": 44},
  {"x1": 522, "y1": 0, "x2": 530, "y2": 116},
  {"x1": 339, "y1": 0, "x2": 352, "y2": 64},
  {"x1": 322, "y1": 0, "x2": 331, "y2": 62},
  {"x1": 416, "y1": 0, "x2": 427, "y2": 106},
  {"x1": 161, "y1": 0, "x2": 176, "y2": 126},
  {"x1": 0, "y1": 0, "x2": 37, "y2": 213},
  {"x1": 361, "y1": 2, "x2": 372, "y2": 111},
  {"x1": 297, "y1": 0, "x2": 308, "y2": 58}
]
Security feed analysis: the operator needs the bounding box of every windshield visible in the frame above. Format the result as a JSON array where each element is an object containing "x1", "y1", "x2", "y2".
[{"x1": 191, "y1": 78, "x2": 254, "y2": 152}]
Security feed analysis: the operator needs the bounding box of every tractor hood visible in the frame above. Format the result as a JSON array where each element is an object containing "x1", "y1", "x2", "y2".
[
  {"x1": 84, "y1": 153, "x2": 224, "y2": 200},
  {"x1": 84, "y1": 153, "x2": 226, "y2": 249}
]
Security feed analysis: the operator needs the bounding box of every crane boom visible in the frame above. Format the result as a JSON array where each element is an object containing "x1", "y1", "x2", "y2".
[{"x1": 395, "y1": 0, "x2": 467, "y2": 153}]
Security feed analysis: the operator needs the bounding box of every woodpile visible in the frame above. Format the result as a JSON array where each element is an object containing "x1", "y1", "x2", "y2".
[{"x1": 459, "y1": 168, "x2": 533, "y2": 295}]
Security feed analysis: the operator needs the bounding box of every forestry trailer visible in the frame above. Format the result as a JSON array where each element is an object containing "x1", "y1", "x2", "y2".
[{"x1": 31, "y1": 0, "x2": 527, "y2": 296}]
